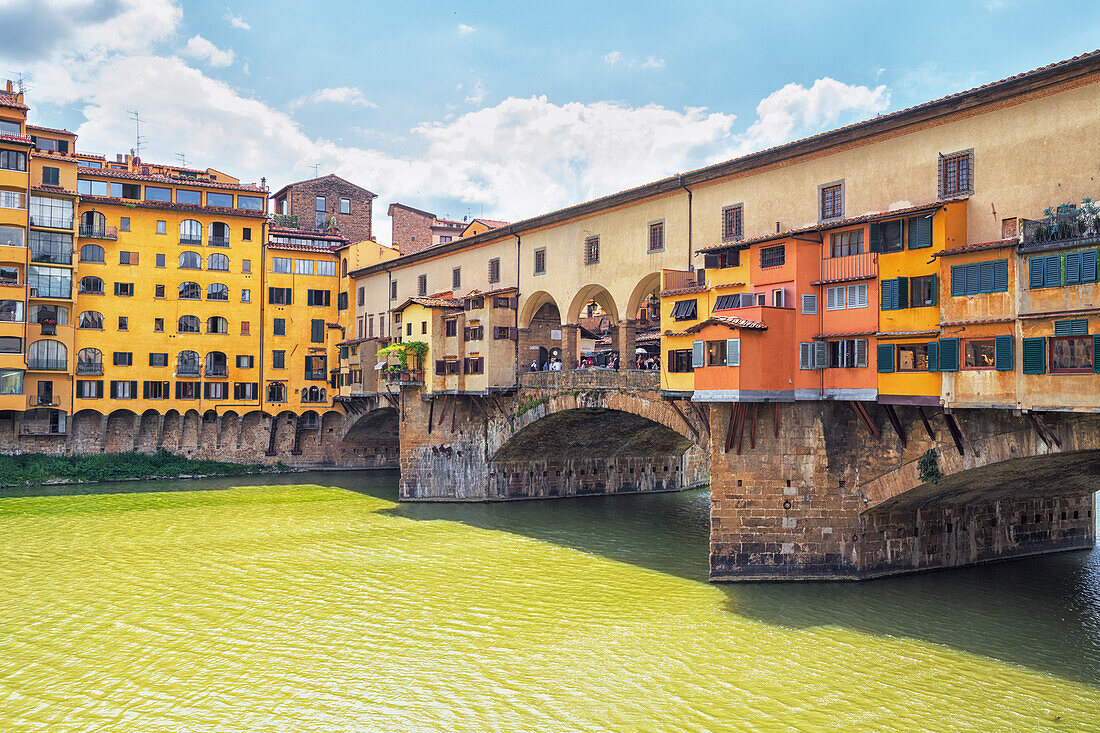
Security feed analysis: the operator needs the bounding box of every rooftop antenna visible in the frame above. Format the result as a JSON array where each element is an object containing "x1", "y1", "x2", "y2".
[
  {"x1": 15, "y1": 73, "x2": 26, "y2": 95},
  {"x1": 127, "y1": 110, "x2": 146, "y2": 158},
  {"x1": 310, "y1": 163, "x2": 321, "y2": 178},
  {"x1": 175, "y1": 152, "x2": 188, "y2": 168}
]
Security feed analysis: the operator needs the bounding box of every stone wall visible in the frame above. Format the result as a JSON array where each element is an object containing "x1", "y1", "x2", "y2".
[
  {"x1": 281, "y1": 176, "x2": 374, "y2": 242},
  {"x1": 389, "y1": 205, "x2": 435, "y2": 255}
]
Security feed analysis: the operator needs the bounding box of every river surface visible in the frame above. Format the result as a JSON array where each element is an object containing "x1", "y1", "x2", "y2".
[{"x1": 1, "y1": 471, "x2": 1098, "y2": 732}]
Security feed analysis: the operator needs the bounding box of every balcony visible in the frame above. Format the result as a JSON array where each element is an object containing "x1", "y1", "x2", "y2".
[
  {"x1": 79, "y1": 224, "x2": 118, "y2": 240},
  {"x1": 29, "y1": 358, "x2": 68, "y2": 371},
  {"x1": 176, "y1": 367, "x2": 201, "y2": 377},
  {"x1": 662, "y1": 269, "x2": 702, "y2": 291},
  {"x1": 179, "y1": 236, "x2": 203, "y2": 246},
  {"x1": 1021, "y1": 209, "x2": 1100, "y2": 252},
  {"x1": 209, "y1": 236, "x2": 229, "y2": 247},
  {"x1": 205, "y1": 367, "x2": 228, "y2": 377},
  {"x1": 30, "y1": 214, "x2": 74, "y2": 230},
  {"x1": 819, "y1": 252, "x2": 878, "y2": 283},
  {"x1": 30, "y1": 249, "x2": 73, "y2": 266},
  {"x1": 28, "y1": 395, "x2": 59, "y2": 407},
  {"x1": 383, "y1": 369, "x2": 424, "y2": 385}
]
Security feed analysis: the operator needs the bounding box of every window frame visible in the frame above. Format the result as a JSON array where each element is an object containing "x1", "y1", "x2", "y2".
[
  {"x1": 962, "y1": 338, "x2": 997, "y2": 371},
  {"x1": 819, "y1": 181, "x2": 844, "y2": 221},
  {"x1": 1048, "y1": 335, "x2": 1094, "y2": 374}
]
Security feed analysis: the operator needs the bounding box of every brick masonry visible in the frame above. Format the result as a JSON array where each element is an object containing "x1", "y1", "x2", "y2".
[
  {"x1": 389, "y1": 204, "x2": 436, "y2": 255},
  {"x1": 274, "y1": 175, "x2": 375, "y2": 242}
]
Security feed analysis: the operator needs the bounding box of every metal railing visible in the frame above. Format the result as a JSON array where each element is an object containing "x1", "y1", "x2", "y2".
[
  {"x1": 79, "y1": 224, "x2": 118, "y2": 240},
  {"x1": 383, "y1": 369, "x2": 424, "y2": 384},
  {"x1": 179, "y1": 236, "x2": 203, "y2": 246},
  {"x1": 820, "y1": 251, "x2": 877, "y2": 282},
  {"x1": 1021, "y1": 212, "x2": 1100, "y2": 249},
  {"x1": 176, "y1": 366, "x2": 201, "y2": 376},
  {"x1": 30, "y1": 358, "x2": 68, "y2": 371},
  {"x1": 208, "y1": 236, "x2": 230, "y2": 247},
  {"x1": 662, "y1": 269, "x2": 699, "y2": 291},
  {"x1": 28, "y1": 395, "x2": 59, "y2": 407},
  {"x1": 205, "y1": 367, "x2": 228, "y2": 377}
]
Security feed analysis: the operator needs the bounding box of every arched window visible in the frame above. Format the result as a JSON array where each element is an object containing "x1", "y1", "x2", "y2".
[
  {"x1": 179, "y1": 219, "x2": 202, "y2": 245},
  {"x1": 206, "y1": 283, "x2": 229, "y2": 301},
  {"x1": 178, "y1": 281, "x2": 201, "y2": 300},
  {"x1": 80, "y1": 244, "x2": 104, "y2": 263},
  {"x1": 206, "y1": 316, "x2": 228, "y2": 334},
  {"x1": 79, "y1": 276, "x2": 104, "y2": 294},
  {"x1": 302, "y1": 385, "x2": 326, "y2": 403},
  {"x1": 179, "y1": 251, "x2": 202, "y2": 270},
  {"x1": 267, "y1": 382, "x2": 285, "y2": 403},
  {"x1": 205, "y1": 351, "x2": 227, "y2": 376},
  {"x1": 209, "y1": 222, "x2": 229, "y2": 247},
  {"x1": 81, "y1": 210, "x2": 105, "y2": 228},
  {"x1": 178, "y1": 315, "x2": 200, "y2": 333},
  {"x1": 207, "y1": 253, "x2": 229, "y2": 271},
  {"x1": 78, "y1": 310, "x2": 103, "y2": 329},
  {"x1": 341, "y1": 258, "x2": 347, "y2": 277},
  {"x1": 29, "y1": 340, "x2": 68, "y2": 371},
  {"x1": 176, "y1": 350, "x2": 199, "y2": 375},
  {"x1": 75, "y1": 346, "x2": 101, "y2": 375}
]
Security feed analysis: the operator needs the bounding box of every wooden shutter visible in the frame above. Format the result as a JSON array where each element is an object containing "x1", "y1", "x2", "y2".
[
  {"x1": 813, "y1": 341, "x2": 827, "y2": 370},
  {"x1": 877, "y1": 344, "x2": 894, "y2": 373},
  {"x1": 691, "y1": 341, "x2": 704, "y2": 368},
  {"x1": 995, "y1": 334, "x2": 1013, "y2": 371},
  {"x1": 1053, "y1": 318, "x2": 1087, "y2": 336},
  {"x1": 1044, "y1": 255, "x2": 1061, "y2": 288},
  {"x1": 896, "y1": 277, "x2": 909, "y2": 309},
  {"x1": 1065, "y1": 251, "x2": 1083, "y2": 284},
  {"x1": 801, "y1": 293, "x2": 817, "y2": 314},
  {"x1": 1028, "y1": 257, "x2": 1045, "y2": 289},
  {"x1": 109, "y1": 380, "x2": 117, "y2": 398},
  {"x1": 868, "y1": 223, "x2": 881, "y2": 253},
  {"x1": 855, "y1": 338, "x2": 868, "y2": 368},
  {"x1": 1082, "y1": 250, "x2": 1099, "y2": 283},
  {"x1": 908, "y1": 216, "x2": 932, "y2": 249},
  {"x1": 951, "y1": 265, "x2": 965, "y2": 296},
  {"x1": 927, "y1": 341, "x2": 939, "y2": 372},
  {"x1": 509, "y1": 327, "x2": 518, "y2": 340},
  {"x1": 726, "y1": 338, "x2": 740, "y2": 367},
  {"x1": 978, "y1": 262, "x2": 994, "y2": 293},
  {"x1": 1094, "y1": 335, "x2": 1100, "y2": 374},
  {"x1": 304, "y1": 356, "x2": 311, "y2": 378},
  {"x1": 435, "y1": 360, "x2": 446, "y2": 374},
  {"x1": 939, "y1": 338, "x2": 959, "y2": 372},
  {"x1": 142, "y1": 381, "x2": 150, "y2": 399},
  {"x1": 992, "y1": 260, "x2": 1008, "y2": 292},
  {"x1": 879, "y1": 280, "x2": 894, "y2": 310},
  {"x1": 703, "y1": 253, "x2": 720, "y2": 268},
  {"x1": 1022, "y1": 337, "x2": 1046, "y2": 374}
]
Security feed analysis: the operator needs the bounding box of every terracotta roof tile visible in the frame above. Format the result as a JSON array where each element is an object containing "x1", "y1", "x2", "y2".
[
  {"x1": 79, "y1": 194, "x2": 267, "y2": 219},
  {"x1": 813, "y1": 329, "x2": 878, "y2": 339},
  {"x1": 0, "y1": 92, "x2": 28, "y2": 111},
  {"x1": 265, "y1": 242, "x2": 342, "y2": 254},
  {"x1": 660, "y1": 284, "x2": 709, "y2": 297},
  {"x1": 393, "y1": 296, "x2": 463, "y2": 312},
  {"x1": 937, "y1": 238, "x2": 1018, "y2": 256},
  {"x1": 76, "y1": 165, "x2": 266, "y2": 193},
  {"x1": 684, "y1": 315, "x2": 768, "y2": 333},
  {"x1": 462, "y1": 286, "x2": 518, "y2": 297},
  {"x1": 26, "y1": 124, "x2": 75, "y2": 137},
  {"x1": 0, "y1": 133, "x2": 32, "y2": 145}
]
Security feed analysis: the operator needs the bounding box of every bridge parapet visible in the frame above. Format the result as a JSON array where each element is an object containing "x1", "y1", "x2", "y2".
[{"x1": 519, "y1": 369, "x2": 659, "y2": 390}]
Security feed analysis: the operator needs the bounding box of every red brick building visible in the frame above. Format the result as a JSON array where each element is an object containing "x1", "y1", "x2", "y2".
[
  {"x1": 271, "y1": 174, "x2": 376, "y2": 242},
  {"x1": 388, "y1": 202, "x2": 467, "y2": 254}
]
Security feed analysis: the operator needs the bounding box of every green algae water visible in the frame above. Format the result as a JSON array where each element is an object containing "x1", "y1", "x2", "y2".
[{"x1": 1, "y1": 472, "x2": 1098, "y2": 732}]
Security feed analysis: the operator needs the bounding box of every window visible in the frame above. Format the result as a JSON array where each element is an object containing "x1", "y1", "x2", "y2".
[
  {"x1": 880, "y1": 278, "x2": 908, "y2": 310},
  {"x1": 847, "y1": 283, "x2": 868, "y2": 309},
  {"x1": 176, "y1": 381, "x2": 200, "y2": 400},
  {"x1": 648, "y1": 221, "x2": 664, "y2": 253},
  {"x1": 292, "y1": 259, "x2": 313, "y2": 276},
  {"x1": 113, "y1": 282, "x2": 134, "y2": 297},
  {"x1": 207, "y1": 192, "x2": 233, "y2": 208},
  {"x1": 0, "y1": 150, "x2": 26, "y2": 171},
  {"x1": 534, "y1": 248, "x2": 546, "y2": 275},
  {"x1": 269, "y1": 287, "x2": 292, "y2": 305},
  {"x1": 485, "y1": 257, "x2": 501, "y2": 283},
  {"x1": 113, "y1": 351, "x2": 132, "y2": 366},
  {"x1": 207, "y1": 283, "x2": 229, "y2": 301},
  {"x1": 444, "y1": 319, "x2": 457, "y2": 337},
  {"x1": 671, "y1": 299, "x2": 698, "y2": 321},
  {"x1": 771, "y1": 288, "x2": 787, "y2": 308},
  {"x1": 799, "y1": 342, "x2": 827, "y2": 370},
  {"x1": 80, "y1": 244, "x2": 104, "y2": 263},
  {"x1": 272, "y1": 257, "x2": 291, "y2": 273},
  {"x1": 722, "y1": 205, "x2": 743, "y2": 242},
  {"x1": 820, "y1": 182, "x2": 843, "y2": 220},
  {"x1": 77, "y1": 380, "x2": 104, "y2": 399},
  {"x1": 305, "y1": 354, "x2": 327, "y2": 379},
  {"x1": 0, "y1": 335, "x2": 21, "y2": 353},
  {"x1": 316, "y1": 261, "x2": 336, "y2": 277},
  {"x1": 706, "y1": 340, "x2": 727, "y2": 366},
  {"x1": 42, "y1": 166, "x2": 59, "y2": 186},
  {"x1": 236, "y1": 355, "x2": 254, "y2": 369},
  {"x1": 452, "y1": 267, "x2": 461, "y2": 289},
  {"x1": 311, "y1": 319, "x2": 325, "y2": 343},
  {"x1": 439, "y1": 236, "x2": 452, "y2": 244},
  {"x1": 203, "y1": 382, "x2": 229, "y2": 400},
  {"x1": 242, "y1": 227, "x2": 252, "y2": 241},
  {"x1": 176, "y1": 351, "x2": 200, "y2": 375},
  {"x1": 939, "y1": 149, "x2": 973, "y2": 198},
  {"x1": 760, "y1": 245, "x2": 785, "y2": 269},
  {"x1": 869, "y1": 220, "x2": 903, "y2": 253},
  {"x1": 109, "y1": 182, "x2": 141, "y2": 200},
  {"x1": 436, "y1": 359, "x2": 461, "y2": 375},
  {"x1": 1050, "y1": 337, "x2": 1094, "y2": 374},
  {"x1": 179, "y1": 219, "x2": 203, "y2": 245},
  {"x1": 79, "y1": 276, "x2": 104, "y2": 295},
  {"x1": 494, "y1": 326, "x2": 513, "y2": 340},
  {"x1": 272, "y1": 350, "x2": 285, "y2": 369},
  {"x1": 75, "y1": 347, "x2": 101, "y2": 374},
  {"x1": 830, "y1": 230, "x2": 863, "y2": 258},
  {"x1": 176, "y1": 189, "x2": 201, "y2": 205},
  {"x1": 204, "y1": 351, "x2": 228, "y2": 377},
  {"x1": 143, "y1": 381, "x2": 169, "y2": 399},
  {"x1": 0, "y1": 190, "x2": 26, "y2": 210},
  {"x1": 963, "y1": 339, "x2": 997, "y2": 370},
  {"x1": 828, "y1": 339, "x2": 868, "y2": 369},
  {"x1": 273, "y1": 318, "x2": 285, "y2": 336},
  {"x1": 242, "y1": 259, "x2": 252, "y2": 273},
  {"x1": 241, "y1": 289, "x2": 251, "y2": 303},
  {"x1": 179, "y1": 251, "x2": 202, "y2": 270},
  {"x1": 120, "y1": 217, "x2": 130, "y2": 232},
  {"x1": 338, "y1": 291, "x2": 348, "y2": 310},
  {"x1": 208, "y1": 253, "x2": 229, "y2": 271},
  {"x1": 910, "y1": 275, "x2": 937, "y2": 307},
  {"x1": 463, "y1": 325, "x2": 483, "y2": 341},
  {"x1": 179, "y1": 282, "x2": 201, "y2": 299},
  {"x1": 267, "y1": 382, "x2": 286, "y2": 402},
  {"x1": 0, "y1": 300, "x2": 23, "y2": 323},
  {"x1": 908, "y1": 216, "x2": 933, "y2": 249},
  {"x1": 117, "y1": 316, "x2": 128, "y2": 331},
  {"x1": 494, "y1": 295, "x2": 512, "y2": 308},
  {"x1": 584, "y1": 236, "x2": 600, "y2": 265},
  {"x1": 417, "y1": 274, "x2": 427, "y2": 296},
  {"x1": 149, "y1": 353, "x2": 168, "y2": 367},
  {"x1": 950, "y1": 260, "x2": 1009, "y2": 296},
  {"x1": 207, "y1": 316, "x2": 228, "y2": 334},
  {"x1": 703, "y1": 250, "x2": 741, "y2": 269},
  {"x1": 826, "y1": 285, "x2": 846, "y2": 311},
  {"x1": 30, "y1": 196, "x2": 73, "y2": 229},
  {"x1": 178, "y1": 315, "x2": 200, "y2": 333},
  {"x1": 78, "y1": 310, "x2": 103, "y2": 329},
  {"x1": 666, "y1": 349, "x2": 694, "y2": 373},
  {"x1": 154, "y1": 318, "x2": 164, "y2": 332},
  {"x1": 307, "y1": 289, "x2": 331, "y2": 307},
  {"x1": 237, "y1": 195, "x2": 263, "y2": 211},
  {"x1": 29, "y1": 305, "x2": 67, "y2": 327},
  {"x1": 156, "y1": 254, "x2": 165, "y2": 268},
  {"x1": 897, "y1": 344, "x2": 930, "y2": 372},
  {"x1": 340, "y1": 197, "x2": 351, "y2": 214},
  {"x1": 1065, "y1": 250, "x2": 1100, "y2": 285},
  {"x1": 463, "y1": 357, "x2": 484, "y2": 375},
  {"x1": 390, "y1": 281, "x2": 397, "y2": 300},
  {"x1": 234, "y1": 382, "x2": 258, "y2": 400},
  {"x1": 241, "y1": 321, "x2": 250, "y2": 335}
]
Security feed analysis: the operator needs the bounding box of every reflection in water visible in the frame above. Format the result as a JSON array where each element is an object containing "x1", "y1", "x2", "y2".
[{"x1": 1, "y1": 471, "x2": 1098, "y2": 732}]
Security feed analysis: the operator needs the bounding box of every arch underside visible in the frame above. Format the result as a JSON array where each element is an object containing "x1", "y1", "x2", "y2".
[
  {"x1": 867, "y1": 449, "x2": 1100, "y2": 514},
  {"x1": 493, "y1": 407, "x2": 693, "y2": 462}
]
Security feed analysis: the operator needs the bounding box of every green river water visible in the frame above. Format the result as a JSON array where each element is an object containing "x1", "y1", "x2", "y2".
[{"x1": 1, "y1": 471, "x2": 1098, "y2": 732}]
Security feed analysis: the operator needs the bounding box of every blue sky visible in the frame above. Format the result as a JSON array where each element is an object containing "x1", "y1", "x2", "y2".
[{"x1": 2, "y1": 0, "x2": 1098, "y2": 242}]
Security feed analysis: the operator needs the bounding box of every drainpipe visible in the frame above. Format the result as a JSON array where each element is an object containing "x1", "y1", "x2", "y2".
[
  {"x1": 678, "y1": 175, "x2": 693, "y2": 271},
  {"x1": 259, "y1": 215, "x2": 267, "y2": 413},
  {"x1": 513, "y1": 230, "x2": 520, "y2": 383}
]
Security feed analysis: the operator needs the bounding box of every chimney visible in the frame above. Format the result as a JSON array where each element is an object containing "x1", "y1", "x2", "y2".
[
  {"x1": 116, "y1": 154, "x2": 123, "y2": 162},
  {"x1": 4, "y1": 81, "x2": 11, "y2": 93}
]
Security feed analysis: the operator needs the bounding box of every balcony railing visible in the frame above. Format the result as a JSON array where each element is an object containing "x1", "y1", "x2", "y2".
[
  {"x1": 28, "y1": 396, "x2": 59, "y2": 407},
  {"x1": 21, "y1": 424, "x2": 66, "y2": 436},
  {"x1": 209, "y1": 236, "x2": 229, "y2": 247},
  {"x1": 79, "y1": 224, "x2": 118, "y2": 240},
  {"x1": 662, "y1": 269, "x2": 701, "y2": 291},
  {"x1": 383, "y1": 369, "x2": 424, "y2": 385},
  {"x1": 179, "y1": 236, "x2": 203, "y2": 246},
  {"x1": 30, "y1": 358, "x2": 68, "y2": 371},
  {"x1": 820, "y1": 251, "x2": 878, "y2": 282},
  {"x1": 75, "y1": 364, "x2": 102, "y2": 375},
  {"x1": 30, "y1": 214, "x2": 74, "y2": 230},
  {"x1": 1021, "y1": 211, "x2": 1100, "y2": 250},
  {"x1": 205, "y1": 367, "x2": 228, "y2": 377},
  {"x1": 176, "y1": 366, "x2": 200, "y2": 377}
]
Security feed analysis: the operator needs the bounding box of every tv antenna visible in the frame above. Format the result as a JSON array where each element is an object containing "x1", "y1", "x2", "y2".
[
  {"x1": 127, "y1": 110, "x2": 146, "y2": 158},
  {"x1": 310, "y1": 163, "x2": 321, "y2": 178},
  {"x1": 175, "y1": 152, "x2": 189, "y2": 167}
]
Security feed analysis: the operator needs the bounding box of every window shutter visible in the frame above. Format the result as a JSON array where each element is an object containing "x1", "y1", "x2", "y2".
[
  {"x1": 304, "y1": 356, "x2": 311, "y2": 378},
  {"x1": 995, "y1": 334, "x2": 1013, "y2": 371},
  {"x1": 964, "y1": 263, "x2": 980, "y2": 295},
  {"x1": 1044, "y1": 255, "x2": 1061, "y2": 288},
  {"x1": 908, "y1": 216, "x2": 932, "y2": 249},
  {"x1": 951, "y1": 265, "x2": 965, "y2": 296},
  {"x1": 847, "y1": 283, "x2": 865, "y2": 309},
  {"x1": 896, "y1": 277, "x2": 909, "y2": 309},
  {"x1": 1053, "y1": 318, "x2": 1088, "y2": 336},
  {"x1": 1082, "y1": 250, "x2": 1099, "y2": 283},
  {"x1": 993, "y1": 260, "x2": 1008, "y2": 292},
  {"x1": 726, "y1": 338, "x2": 740, "y2": 366},
  {"x1": 927, "y1": 274, "x2": 938, "y2": 306},
  {"x1": 880, "y1": 280, "x2": 894, "y2": 310},
  {"x1": 927, "y1": 341, "x2": 939, "y2": 372},
  {"x1": 1028, "y1": 258, "x2": 1044, "y2": 289},
  {"x1": 877, "y1": 344, "x2": 894, "y2": 373},
  {"x1": 703, "y1": 253, "x2": 720, "y2": 269},
  {"x1": 1094, "y1": 335, "x2": 1100, "y2": 374},
  {"x1": 435, "y1": 360, "x2": 446, "y2": 374},
  {"x1": 939, "y1": 338, "x2": 959, "y2": 372},
  {"x1": 978, "y1": 262, "x2": 994, "y2": 293},
  {"x1": 801, "y1": 293, "x2": 817, "y2": 314},
  {"x1": 813, "y1": 341, "x2": 827, "y2": 370},
  {"x1": 799, "y1": 343, "x2": 810, "y2": 370},
  {"x1": 142, "y1": 381, "x2": 149, "y2": 399},
  {"x1": 826, "y1": 287, "x2": 837, "y2": 311},
  {"x1": 868, "y1": 223, "x2": 882, "y2": 253},
  {"x1": 691, "y1": 341, "x2": 704, "y2": 368},
  {"x1": 667, "y1": 350, "x2": 676, "y2": 372},
  {"x1": 855, "y1": 338, "x2": 868, "y2": 367},
  {"x1": 1022, "y1": 337, "x2": 1046, "y2": 374},
  {"x1": 109, "y1": 381, "x2": 117, "y2": 398},
  {"x1": 1065, "y1": 251, "x2": 1082, "y2": 284},
  {"x1": 509, "y1": 327, "x2": 518, "y2": 340}
]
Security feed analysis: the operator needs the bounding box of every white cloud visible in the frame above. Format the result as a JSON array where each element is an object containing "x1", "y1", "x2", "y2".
[
  {"x1": 464, "y1": 79, "x2": 487, "y2": 105},
  {"x1": 184, "y1": 34, "x2": 235, "y2": 67},
  {"x1": 640, "y1": 56, "x2": 665, "y2": 70},
  {"x1": 291, "y1": 86, "x2": 377, "y2": 110},
  {"x1": 604, "y1": 51, "x2": 622, "y2": 66},
  {"x1": 604, "y1": 51, "x2": 665, "y2": 70},
  {"x1": 457, "y1": 23, "x2": 476, "y2": 35},
  {"x1": 225, "y1": 8, "x2": 250, "y2": 30}
]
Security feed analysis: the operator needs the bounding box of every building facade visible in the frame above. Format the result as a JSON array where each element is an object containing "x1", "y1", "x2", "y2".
[{"x1": 271, "y1": 174, "x2": 375, "y2": 243}]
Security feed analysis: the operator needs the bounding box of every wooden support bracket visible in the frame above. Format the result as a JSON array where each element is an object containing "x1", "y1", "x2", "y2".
[
  {"x1": 666, "y1": 398, "x2": 701, "y2": 442},
  {"x1": 943, "y1": 412, "x2": 966, "y2": 456},
  {"x1": 1027, "y1": 411, "x2": 1062, "y2": 449},
  {"x1": 883, "y1": 404, "x2": 906, "y2": 448},
  {"x1": 850, "y1": 401, "x2": 879, "y2": 438},
  {"x1": 917, "y1": 406, "x2": 936, "y2": 441},
  {"x1": 749, "y1": 403, "x2": 758, "y2": 450},
  {"x1": 427, "y1": 397, "x2": 434, "y2": 435},
  {"x1": 774, "y1": 402, "x2": 780, "y2": 439},
  {"x1": 724, "y1": 403, "x2": 740, "y2": 454},
  {"x1": 437, "y1": 394, "x2": 450, "y2": 427}
]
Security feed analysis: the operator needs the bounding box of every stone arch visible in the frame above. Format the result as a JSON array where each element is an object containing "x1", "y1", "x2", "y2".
[
  {"x1": 566, "y1": 284, "x2": 619, "y2": 325},
  {"x1": 181, "y1": 409, "x2": 202, "y2": 449},
  {"x1": 105, "y1": 408, "x2": 137, "y2": 452},
  {"x1": 71, "y1": 408, "x2": 102, "y2": 449},
  {"x1": 218, "y1": 410, "x2": 240, "y2": 450},
  {"x1": 136, "y1": 409, "x2": 161, "y2": 452},
  {"x1": 625, "y1": 271, "x2": 662, "y2": 323},
  {"x1": 519, "y1": 290, "x2": 561, "y2": 330},
  {"x1": 238, "y1": 410, "x2": 267, "y2": 450}
]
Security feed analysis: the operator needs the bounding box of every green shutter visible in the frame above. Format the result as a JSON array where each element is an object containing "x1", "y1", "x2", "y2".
[
  {"x1": 880, "y1": 279, "x2": 893, "y2": 310},
  {"x1": 995, "y1": 334, "x2": 1013, "y2": 371},
  {"x1": 951, "y1": 265, "x2": 965, "y2": 296},
  {"x1": 1044, "y1": 255, "x2": 1061, "y2": 288},
  {"x1": 1054, "y1": 319, "x2": 1088, "y2": 336},
  {"x1": 908, "y1": 216, "x2": 932, "y2": 249},
  {"x1": 939, "y1": 338, "x2": 959, "y2": 372},
  {"x1": 896, "y1": 277, "x2": 909, "y2": 309},
  {"x1": 877, "y1": 343, "x2": 894, "y2": 373},
  {"x1": 304, "y1": 356, "x2": 311, "y2": 378},
  {"x1": 927, "y1": 341, "x2": 939, "y2": 372},
  {"x1": 868, "y1": 223, "x2": 882, "y2": 253},
  {"x1": 1065, "y1": 251, "x2": 1082, "y2": 284},
  {"x1": 1082, "y1": 250, "x2": 1098, "y2": 283},
  {"x1": 1028, "y1": 257, "x2": 1045, "y2": 289},
  {"x1": 928, "y1": 273, "x2": 938, "y2": 306},
  {"x1": 1022, "y1": 337, "x2": 1046, "y2": 374},
  {"x1": 1094, "y1": 335, "x2": 1100, "y2": 374},
  {"x1": 992, "y1": 260, "x2": 1009, "y2": 292}
]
